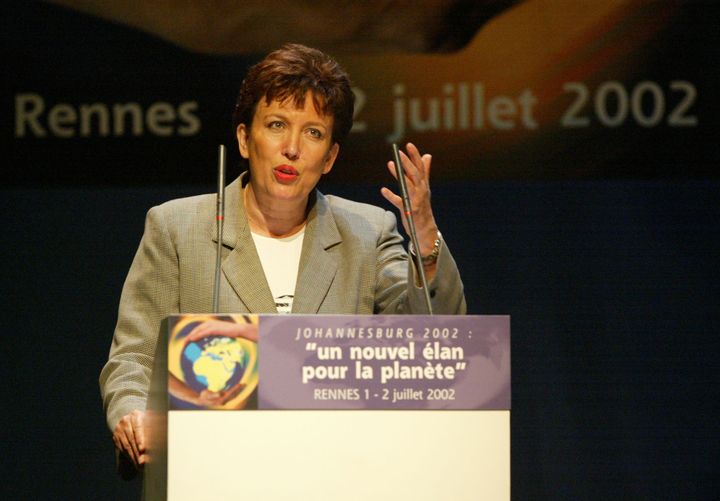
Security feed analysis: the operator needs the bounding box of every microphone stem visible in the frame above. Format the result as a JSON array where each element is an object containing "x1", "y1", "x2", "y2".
[
  {"x1": 392, "y1": 144, "x2": 433, "y2": 315},
  {"x1": 213, "y1": 145, "x2": 226, "y2": 313}
]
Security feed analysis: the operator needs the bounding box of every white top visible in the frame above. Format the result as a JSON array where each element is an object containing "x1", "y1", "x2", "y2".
[{"x1": 250, "y1": 228, "x2": 305, "y2": 314}]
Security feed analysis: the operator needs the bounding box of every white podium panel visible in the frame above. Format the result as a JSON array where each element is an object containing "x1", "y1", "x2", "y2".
[
  {"x1": 143, "y1": 315, "x2": 511, "y2": 500},
  {"x1": 165, "y1": 410, "x2": 509, "y2": 501}
]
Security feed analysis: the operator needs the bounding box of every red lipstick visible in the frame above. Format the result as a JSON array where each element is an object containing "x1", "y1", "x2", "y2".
[{"x1": 273, "y1": 165, "x2": 299, "y2": 183}]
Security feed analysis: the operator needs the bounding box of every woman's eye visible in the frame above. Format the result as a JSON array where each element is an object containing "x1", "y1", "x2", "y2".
[
  {"x1": 268, "y1": 121, "x2": 284, "y2": 129},
  {"x1": 308, "y1": 128, "x2": 323, "y2": 138}
]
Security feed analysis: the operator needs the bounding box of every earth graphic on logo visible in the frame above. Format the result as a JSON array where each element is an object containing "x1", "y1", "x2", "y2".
[{"x1": 180, "y1": 336, "x2": 247, "y2": 394}]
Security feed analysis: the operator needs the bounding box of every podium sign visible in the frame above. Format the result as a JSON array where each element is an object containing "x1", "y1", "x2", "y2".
[{"x1": 144, "y1": 314, "x2": 510, "y2": 500}]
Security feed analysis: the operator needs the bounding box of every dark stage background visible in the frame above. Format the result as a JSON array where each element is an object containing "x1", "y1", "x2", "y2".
[{"x1": 2, "y1": 1, "x2": 719, "y2": 499}]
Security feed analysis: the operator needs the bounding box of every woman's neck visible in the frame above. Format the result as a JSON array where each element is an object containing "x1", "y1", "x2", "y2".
[{"x1": 243, "y1": 183, "x2": 307, "y2": 238}]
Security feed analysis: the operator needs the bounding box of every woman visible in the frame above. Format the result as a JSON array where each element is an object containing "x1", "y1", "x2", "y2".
[{"x1": 102, "y1": 43, "x2": 466, "y2": 472}]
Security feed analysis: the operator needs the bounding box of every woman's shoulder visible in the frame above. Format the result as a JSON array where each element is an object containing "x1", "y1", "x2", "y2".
[
  {"x1": 323, "y1": 193, "x2": 387, "y2": 217},
  {"x1": 145, "y1": 192, "x2": 216, "y2": 229},
  {"x1": 321, "y1": 193, "x2": 397, "y2": 238},
  {"x1": 149, "y1": 176, "x2": 242, "y2": 222},
  {"x1": 151, "y1": 189, "x2": 215, "y2": 212}
]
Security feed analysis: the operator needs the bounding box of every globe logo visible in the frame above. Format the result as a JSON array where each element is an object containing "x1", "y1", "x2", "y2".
[{"x1": 180, "y1": 336, "x2": 247, "y2": 394}]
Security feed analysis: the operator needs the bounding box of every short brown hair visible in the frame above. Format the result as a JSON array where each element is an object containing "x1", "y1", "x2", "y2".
[{"x1": 233, "y1": 44, "x2": 354, "y2": 145}]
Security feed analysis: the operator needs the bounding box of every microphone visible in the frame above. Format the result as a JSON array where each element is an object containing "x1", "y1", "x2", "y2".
[
  {"x1": 392, "y1": 143, "x2": 433, "y2": 315},
  {"x1": 212, "y1": 144, "x2": 227, "y2": 313}
]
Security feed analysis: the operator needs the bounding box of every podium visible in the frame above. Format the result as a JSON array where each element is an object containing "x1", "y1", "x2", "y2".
[{"x1": 143, "y1": 314, "x2": 510, "y2": 500}]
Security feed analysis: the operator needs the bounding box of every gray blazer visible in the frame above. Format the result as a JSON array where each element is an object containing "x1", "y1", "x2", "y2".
[{"x1": 100, "y1": 175, "x2": 466, "y2": 430}]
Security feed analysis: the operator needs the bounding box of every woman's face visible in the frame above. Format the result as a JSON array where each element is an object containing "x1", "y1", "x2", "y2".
[{"x1": 237, "y1": 93, "x2": 339, "y2": 207}]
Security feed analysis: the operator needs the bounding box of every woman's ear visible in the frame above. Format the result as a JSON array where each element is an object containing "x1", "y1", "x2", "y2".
[
  {"x1": 236, "y1": 124, "x2": 250, "y2": 159},
  {"x1": 322, "y1": 143, "x2": 340, "y2": 174}
]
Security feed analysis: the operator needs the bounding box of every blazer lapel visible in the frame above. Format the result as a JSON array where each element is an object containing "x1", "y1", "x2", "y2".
[
  {"x1": 214, "y1": 175, "x2": 277, "y2": 313},
  {"x1": 292, "y1": 192, "x2": 341, "y2": 313}
]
